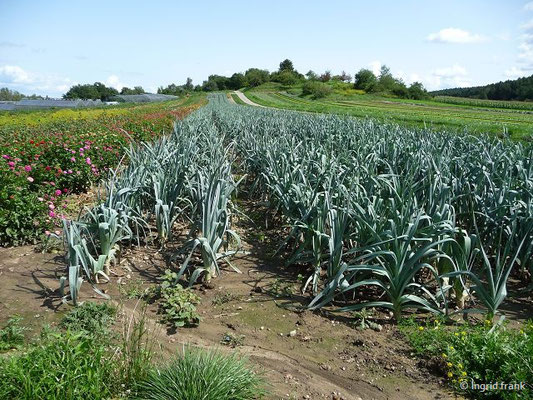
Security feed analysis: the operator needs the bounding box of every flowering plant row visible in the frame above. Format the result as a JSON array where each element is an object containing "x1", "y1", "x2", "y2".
[{"x1": 0, "y1": 99, "x2": 202, "y2": 246}]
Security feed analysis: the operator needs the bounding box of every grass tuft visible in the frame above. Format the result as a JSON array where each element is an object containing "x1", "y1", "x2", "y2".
[{"x1": 132, "y1": 346, "x2": 264, "y2": 400}]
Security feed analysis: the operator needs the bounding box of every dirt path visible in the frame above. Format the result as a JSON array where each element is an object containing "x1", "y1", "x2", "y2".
[{"x1": 234, "y1": 90, "x2": 266, "y2": 107}]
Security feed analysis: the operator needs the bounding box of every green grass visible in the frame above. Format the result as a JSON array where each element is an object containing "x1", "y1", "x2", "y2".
[
  {"x1": 0, "y1": 305, "x2": 154, "y2": 400},
  {"x1": 0, "y1": 330, "x2": 116, "y2": 400},
  {"x1": 230, "y1": 93, "x2": 247, "y2": 106},
  {"x1": 0, "y1": 316, "x2": 26, "y2": 351},
  {"x1": 401, "y1": 319, "x2": 533, "y2": 399},
  {"x1": 132, "y1": 347, "x2": 264, "y2": 400},
  {"x1": 243, "y1": 84, "x2": 533, "y2": 141}
]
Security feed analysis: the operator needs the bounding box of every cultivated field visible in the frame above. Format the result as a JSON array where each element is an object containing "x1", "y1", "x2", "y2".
[
  {"x1": 0, "y1": 93, "x2": 532, "y2": 399},
  {"x1": 243, "y1": 85, "x2": 533, "y2": 141}
]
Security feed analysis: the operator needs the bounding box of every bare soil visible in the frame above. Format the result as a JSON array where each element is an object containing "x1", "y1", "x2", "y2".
[{"x1": 0, "y1": 200, "x2": 473, "y2": 400}]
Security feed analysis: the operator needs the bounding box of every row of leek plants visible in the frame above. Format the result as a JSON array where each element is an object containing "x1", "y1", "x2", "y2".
[
  {"x1": 61, "y1": 96, "x2": 242, "y2": 305},
  {"x1": 213, "y1": 94, "x2": 532, "y2": 322}
]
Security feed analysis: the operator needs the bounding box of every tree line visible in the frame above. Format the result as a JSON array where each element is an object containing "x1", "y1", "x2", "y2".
[
  {"x1": 158, "y1": 59, "x2": 429, "y2": 100},
  {"x1": 431, "y1": 75, "x2": 533, "y2": 101},
  {"x1": 0, "y1": 87, "x2": 46, "y2": 101}
]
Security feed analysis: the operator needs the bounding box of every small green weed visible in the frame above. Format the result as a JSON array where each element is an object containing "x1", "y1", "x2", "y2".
[
  {"x1": 119, "y1": 278, "x2": 148, "y2": 299},
  {"x1": 212, "y1": 291, "x2": 240, "y2": 306},
  {"x1": 159, "y1": 284, "x2": 201, "y2": 328},
  {"x1": 61, "y1": 301, "x2": 116, "y2": 335},
  {"x1": 401, "y1": 318, "x2": 533, "y2": 399},
  {"x1": 267, "y1": 278, "x2": 293, "y2": 298},
  {"x1": 221, "y1": 332, "x2": 245, "y2": 347},
  {"x1": 0, "y1": 315, "x2": 26, "y2": 351}
]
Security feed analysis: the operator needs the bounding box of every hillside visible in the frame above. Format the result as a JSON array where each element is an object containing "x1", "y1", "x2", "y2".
[{"x1": 431, "y1": 74, "x2": 533, "y2": 101}]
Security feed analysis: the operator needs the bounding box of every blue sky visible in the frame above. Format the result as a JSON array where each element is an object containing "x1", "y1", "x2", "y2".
[{"x1": 0, "y1": 0, "x2": 532, "y2": 97}]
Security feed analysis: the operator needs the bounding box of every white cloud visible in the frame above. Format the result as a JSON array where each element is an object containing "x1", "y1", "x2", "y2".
[
  {"x1": 417, "y1": 64, "x2": 471, "y2": 90},
  {"x1": 505, "y1": 66, "x2": 529, "y2": 78},
  {"x1": 0, "y1": 64, "x2": 74, "y2": 96},
  {"x1": 521, "y1": 19, "x2": 533, "y2": 32},
  {"x1": 105, "y1": 75, "x2": 128, "y2": 91},
  {"x1": 368, "y1": 60, "x2": 381, "y2": 76},
  {"x1": 0, "y1": 65, "x2": 33, "y2": 83},
  {"x1": 427, "y1": 28, "x2": 486, "y2": 44},
  {"x1": 525, "y1": 2, "x2": 533, "y2": 11},
  {"x1": 433, "y1": 64, "x2": 468, "y2": 78}
]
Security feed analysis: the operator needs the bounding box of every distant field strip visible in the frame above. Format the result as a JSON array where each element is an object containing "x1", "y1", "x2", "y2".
[{"x1": 244, "y1": 91, "x2": 533, "y2": 140}]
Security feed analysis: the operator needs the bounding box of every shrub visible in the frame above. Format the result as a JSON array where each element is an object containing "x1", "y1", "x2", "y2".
[
  {"x1": 132, "y1": 347, "x2": 264, "y2": 400},
  {"x1": 401, "y1": 319, "x2": 533, "y2": 399},
  {"x1": 302, "y1": 81, "x2": 332, "y2": 99},
  {"x1": 60, "y1": 301, "x2": 116, "y2": 335}
]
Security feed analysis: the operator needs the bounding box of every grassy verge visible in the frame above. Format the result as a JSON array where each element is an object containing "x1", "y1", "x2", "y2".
[{"x1": 230, "y1": 93, "x2": 247, "y2": 106}]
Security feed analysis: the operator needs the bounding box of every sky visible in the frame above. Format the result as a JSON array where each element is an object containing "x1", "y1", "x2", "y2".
[{"x1": 0, "y1": 0, "x2": 532, "y2": 97}]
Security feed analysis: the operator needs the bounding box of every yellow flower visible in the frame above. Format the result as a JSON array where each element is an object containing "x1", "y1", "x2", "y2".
[
  {"x1": 461, "y1": 331, "x2": 466, "y2": 336},
  {"x1": 462, "y1": 371, "x2": 467, "y2": 377},
  {"x1": 448, "y1": 372, "x2": 453, "y2": 378},
  {"x1": 447, "y1": 362, "x2": 453, "y2": 368},
  {"x1": 450, "y1": 346, "x2": 454, "y2": 351},
  {"x1": 458, "y1": 363, "x2": 463, "y2": 369},
  {"x1": 418, "y1": 326, "x2": 424, "y2": 331},
  {"x1": 454, "y1": 332, "x2": 459, "y2": 336},
  {"x1": 520, "y1": 330, "x2": 524, "y2": 334},
  {"x1": 442, "y1": 353, "x2": 447, "y2": 359}
]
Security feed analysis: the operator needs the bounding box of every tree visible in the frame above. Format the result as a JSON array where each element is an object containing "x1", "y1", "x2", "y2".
[
  {"x1": 354, "y1": 69, "x2": 377, "y2": 91},
  {"x1": 279, "y1": 59, "x2": 294, "y2": 73},
  {"x1": 228, "y1": 73, "x2": 246, "y2": 90},
  {"x1": 244, "y1": 68, "x2": 270, "y2": 87},
  {"x1": 184, "y1": 78, "x2": 193, "y2": 91},
  {"x1": 306, "y1": 70, "x2": 318, "y2": 81},
  {"x1": 64, "y1": 83, "x2": 118, "y2": 101},
  {"x1": 319, "y1": 70, "x2": 331, "y2": 82},
  {"x1": 120, "y1": 86, "x2": 145, "y2": 95},
  {"x1": 339, "y1": 71, "x2": 352, "y2": 82},
  {"x1": 0, "y1": 87, "x2": 24, "y2": 101},
  {"x1": 202, "y1": 80, "x2": 218, "y2": 91},
  {"x1": 377, "y1": 65, "x2": 397, "y2": 92},
  {"x1": 302, "y1": 81, "x2": 332, "y2": 99},
  {"x1": 407, "y1": 82, "x2": 428, "y2": 100}
]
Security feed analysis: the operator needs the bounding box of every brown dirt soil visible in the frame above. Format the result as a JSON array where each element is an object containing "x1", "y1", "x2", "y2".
[{"x1": 0, "y1": 204, "x2": 469, "y2": 400}]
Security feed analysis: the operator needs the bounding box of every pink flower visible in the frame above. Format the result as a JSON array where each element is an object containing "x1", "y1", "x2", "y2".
[
  {"x1": 49, "y1": 181, "x2": 55, "y2": 186},
  {"x1": 67, "y1": 169, "x2": 72, "y2": 174},
  {"x1": 45, "y1": 230, "x2": 51, "y2": 236},
  {"x1": 70, "y1": 157, "x2": 76, "y2": 162},
  {"x1": 63, "y1": 188, "x2": 68, "y2": 193},
  {"x1": 48, "y1": 204, "x2": 55, "y2": 210},
  {"x1": 55, "y1": 189, "x2": 62, "y2": 196},
  {"x1": 7, "y1": 161, "x2": 14, "y2": 167},
  {"x1": 24, "y1": 165, "x2": 32, "y2": 172},
  {"x1": 27, "y1": 176, "x2": 34, "y2": 182},
  {"x1": 37, "y1": 197, "x2": 44, "y2": 202},
  {"x1": 85, "y1": 157, "x2": 91, "y2": 165},
  {"x1": 48, "y1": 211, "x2": 56, "y2": 218},
  {"x1": 2, "y1": 155, "x2": 9, "y2": 159},
  {"x1": 54, "y1": 230, "x2": 61, "y2": 235}
]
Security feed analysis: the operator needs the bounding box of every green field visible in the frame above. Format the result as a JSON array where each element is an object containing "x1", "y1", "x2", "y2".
[{"x1": 242, "y1": 84, "x2": 533, "y2": 141}]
